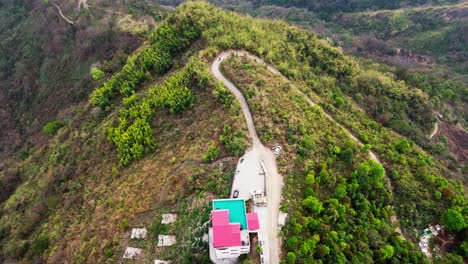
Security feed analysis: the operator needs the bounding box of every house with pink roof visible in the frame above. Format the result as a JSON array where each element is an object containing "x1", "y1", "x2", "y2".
[{"x1": 209, "y1": 199, "x2": 260, "y2": 262}]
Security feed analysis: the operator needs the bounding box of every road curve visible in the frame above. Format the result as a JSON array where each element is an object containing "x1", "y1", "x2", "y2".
[
  {"x1": 212, "y1": 51, "x2": 283, "y2": 263},
  {"x1": 54, "y1": 4, "x2": 74, "y2": 25},
  {"x1": 212, "y1": 53, "x2": 262, "y2": 147},
  {"x1": 213, "y1": 50, "x2": 389, "y2": 184}
]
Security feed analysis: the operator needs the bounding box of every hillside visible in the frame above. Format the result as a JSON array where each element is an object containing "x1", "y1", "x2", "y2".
[
  {"x1": 182, "y1": 0, "x2": 468, "y2": 182},
  {"x1": 0, "y1": 0, "x2": 164, "y2": 160},
  {"x1": 0, "y1": 1, "x2": 467, "y2": 263}
]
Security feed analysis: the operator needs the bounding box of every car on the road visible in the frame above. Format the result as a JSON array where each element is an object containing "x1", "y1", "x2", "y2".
[
  {"x1": 273, "y1": 145, "x2": 282, "y2": 155},
  {"x1": 232, "y1": 189, "x2": 239, "y2": 198}
]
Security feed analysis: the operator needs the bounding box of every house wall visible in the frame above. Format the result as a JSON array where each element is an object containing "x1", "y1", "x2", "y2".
[{"x1": 215, "y1": 246, "x2": 250, "y2": 259}]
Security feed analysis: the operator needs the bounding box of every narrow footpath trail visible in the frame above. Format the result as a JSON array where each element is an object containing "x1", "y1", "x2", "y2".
[
  {"x1": 78, "y1": 0, "x2": 90, "y2": 11},
  {"x1": 429, "y1": 122, "x2": 439, "y2": 140},
  {"x1": 212, "y1": 50, "x2": 409, "y2": 248},
  {"x1": 54, "y1": 4, "x2": 74, "y2": 25},
  {"x1": 212, "y1": 52, "x2": 283, "y2": 264}
]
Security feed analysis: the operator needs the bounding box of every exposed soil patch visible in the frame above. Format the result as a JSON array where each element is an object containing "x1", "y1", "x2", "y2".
[
  {"x1": 391, "y1": 48, "x2": 434, "y2": 66},
  {"x1": 437, "y1": 121, "x2": 468, "y2": 163}
]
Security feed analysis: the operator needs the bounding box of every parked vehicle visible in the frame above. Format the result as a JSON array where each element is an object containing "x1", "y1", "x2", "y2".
[
  {"x1": 273, "y1": 145, "x2": 282, "y2": 155},
  {"x1": 233, "y1": 189, "x2": 239, "y2": 198}
]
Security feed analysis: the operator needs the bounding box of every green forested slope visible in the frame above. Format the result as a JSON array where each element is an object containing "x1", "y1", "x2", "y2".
[
  {"x1": 221, "y1": 55, "x2": 425, "y2": 263},
  {"x1": 203, "y1": 0, "x2": 468, "y2": 137},
  {"x1": 0, "y1": 1, "x2": 466, "y2": 263}
]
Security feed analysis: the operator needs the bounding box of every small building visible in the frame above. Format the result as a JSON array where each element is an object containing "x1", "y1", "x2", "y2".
[
  {"x1": 157, "y1": 235, "x2": 176, "y2": 247},
  {"x1": 123, "y1": 247, "x2": 142, "y2": 259},
  {"x1": 278, "y1": 212, "x2": 288, "y2": 227},
  {"x1": 154, "y1": 260, "x2": 171, "y2": 264},
  {"x1": 251, "y1": 190, "x2": 266, "y2": 206},
  {"x1": 161, "y1": 214, "x2": 177, "y2": 224},
  {"x1": 131, "y1": 228, "x2": 147, "y2": 239},
  {"x1": 209, "y1": 199, "x2": 260, "y2": 263},
  {"x1": 419, "y1": 223, "x2": 445, "y2": 259}
]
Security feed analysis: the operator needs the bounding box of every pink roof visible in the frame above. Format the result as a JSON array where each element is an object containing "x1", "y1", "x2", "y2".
[
  {"x1": 247, "y1": 212, "x2": 260, "y2": 230},
  {"x1": 212, "y1": 210, "x2": 229, "y2": 226},
  {"x1": 212, "y1": 210, "x2": 242, "y2": 248}
]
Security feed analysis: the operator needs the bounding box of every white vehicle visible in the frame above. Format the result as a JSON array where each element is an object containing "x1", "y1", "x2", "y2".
[{"x1": 273, "y1": 145, "x2": 281, "y2": 155}]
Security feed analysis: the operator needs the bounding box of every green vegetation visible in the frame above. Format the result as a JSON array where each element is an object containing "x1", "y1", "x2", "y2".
[
  {"x1": 286, "y1": 251, "x2": 296, "y2": 264},
  {"x1": 222, "y1": 55, "x2": 430, "y2": 262},
  {"x1": 29, "y1": 234, "x2": 49, "y2": 257},
  {"x1": 106, "y1": 60, "x2": 206, "y2": 165},
  {"x1": 42, "y1": 120, "x2": 64, "y2": 135},
  {"x1": 202, "y1": 142, "x2": 221, "y2": 163},
  {"x1": 335, "y1": 4, "x2": 467, "y2": 72},
  {"x1": 0, "y1": 1, "x2": 466, "y2": 263},
  {"x1": 90, "y1": 67, "x2": 105, "y2": 81},
  {"x1": 440, "y1": 207, "x2": 467, "y2": 231},
  {"x1": 394, "y1": 69, "x2": 467, "y2": 127},
  {"x1": 104, "y1": 248, "x2": 113, "y2": 258},
  {"x1": 220, "y1": 125, "x2": 248, "y2": 157},
  {"x1": 0, "y1": 0, "x2": 150, "y2": 159},
  {"x1": 90, "y1": 21, "x2": 201, "y2": 109},
  {"x1": 250, "y1": 0, "x2": 459, "y2": 18},
  {"x1": 207, "y1": 0, "x2": 468, "y2": 145}
]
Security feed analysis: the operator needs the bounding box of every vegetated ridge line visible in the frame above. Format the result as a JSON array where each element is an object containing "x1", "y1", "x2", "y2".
[{"x1": 212, "y1": 50, "x2": 408, "y2": 242}]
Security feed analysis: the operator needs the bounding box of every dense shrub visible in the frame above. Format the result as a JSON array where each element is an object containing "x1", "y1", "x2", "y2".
[
  {"x1": 90, "y1": 18, "x2": 202, "y2": 109},
  {"x1": 90, "y1": 67, "x2": 105, "y2": 81},
  {"x1": 29, "y1": 233, "x2": 49, "y2": 256},
  {"x1": 43, "y1": 120, "x2": 64, "y2": 135},
  {"x1": 107, "y1": 61, "x2": 207, "y2": 165},
  {"x1": 202, "y1": 143, "x2": 220, "y2": 163},
  {"x1": 219, "y1": 125, "x2": 247, "y2": 157},
  {"x1": 440, "y1": 207, "x2": 467, "y2": 232}
]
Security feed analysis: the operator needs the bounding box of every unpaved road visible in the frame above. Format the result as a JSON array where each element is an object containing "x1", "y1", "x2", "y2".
[
  {"x1": 78, "y1": 0, "x2": 90, "y2": 11},
  {"x1": 212, "y1": 52, "x2": 283, "y2": 264},
  {"x1": 216, "y1": 50, "x2": 391, "y2": 185},
  {"x1": 429, "y1": 122, "x2": 439, "y2": 140},
  {"x1": 54, "y1": 4, "x2": 74, "y2": 25},
  {"x1": 212, "y1": 50, "x2": 408, "y2": 247}
]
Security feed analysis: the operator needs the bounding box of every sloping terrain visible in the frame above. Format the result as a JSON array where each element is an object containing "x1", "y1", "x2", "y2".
[
  {"x1": 188, "y1": 0, "x2": 468, "y2": 157},
  {"x1": 0, "y1": 1, "x2": 467, "y2": 263},
  {"x1": 0, "y1": 0, "x2": 163, "y2": 160}
]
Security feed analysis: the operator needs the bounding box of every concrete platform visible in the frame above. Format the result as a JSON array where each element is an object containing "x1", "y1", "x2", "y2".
[
  {"x1": 123, "y1": 247, "x2": 142, "y2": 259},
  {"x1": 161, "y1": 214, "x2": 177, "y2": 224},
  {"x1": 231, "y1": 150, "x2": 265, "y2": 200},
  {"x1": 131, "y1": 228, "x2": 147, "y2": 239},
  {"x1": 157, "y1": 235, "x2": 176, "y2": 247}
]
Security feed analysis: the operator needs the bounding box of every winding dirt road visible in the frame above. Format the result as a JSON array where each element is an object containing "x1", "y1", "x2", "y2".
[
  {"x1": 429, "y1": 122, "x2": 439, "y2": 140},
  {"x1": 54, "y1": 4, "x2": 74, "y2": 25},
  {"x1": 212, "y1": 52, "x2": 283, "y2": 263},
  {"x1": 78, "y1": 0, "x2": 90, "y2": 11},
  {"x1": 211, "y1": 50, "x2": 409, "y2": 262},
  {"x1": 214, "y1": 51, "x2": 392, "y2": 186}
]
